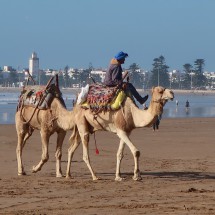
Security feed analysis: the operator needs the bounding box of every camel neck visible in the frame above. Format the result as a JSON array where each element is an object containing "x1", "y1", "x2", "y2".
[
  {"x1": 51, "y1": 99, "x2": 74, "y2": 131},
  {"x1": 129, "y1": 99, "x2": 163, "y2": 128}
]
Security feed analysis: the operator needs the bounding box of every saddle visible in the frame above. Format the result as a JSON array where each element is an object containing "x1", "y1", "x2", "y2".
[
  {"x1": 17, "y1": 83, "x2": 65, "y2": 111},
  {"x1": 81, "y1": 83, "x2": 126, "y2": 113}
]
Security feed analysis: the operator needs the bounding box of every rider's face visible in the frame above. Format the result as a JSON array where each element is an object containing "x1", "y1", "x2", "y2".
[{"x1": 118, "y1": 58, "x2": 125, "y2": 64}]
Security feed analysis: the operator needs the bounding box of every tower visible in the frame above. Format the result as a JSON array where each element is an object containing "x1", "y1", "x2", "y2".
[{"x1": 29, "y1": 52, "x2": 39, "y2": 81}]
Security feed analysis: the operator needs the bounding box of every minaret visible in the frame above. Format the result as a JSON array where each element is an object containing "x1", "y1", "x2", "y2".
[{"x1": 29, "y1": 52, "x2": 39, "y2": 81}]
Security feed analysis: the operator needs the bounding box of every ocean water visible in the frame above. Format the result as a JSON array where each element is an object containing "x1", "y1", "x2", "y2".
[
  {"x1": 0, "y1": 91, "x2": 76, "y2": 124},
  {"x1": 1, "y1": 91, "x2": 215, "y2": 124}
]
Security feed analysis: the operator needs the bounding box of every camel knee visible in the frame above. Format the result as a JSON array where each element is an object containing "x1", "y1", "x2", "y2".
[
  {"x1": 117, "y1": 152, "x2": 124, "y2": 161},
  {"x1": 83, "y1": 155, "x2": 89, "y2": 164},
  {"x1": 55, "y1": 150, "x2": 62, "y2": 160},
  {"x1": 42, "y1": 154, "x2": 49, "y2": 163},
  {"x1": 16, "y1": 147, "x2": 21, "y2": 154},
  {"x1": 83, "y1": 133, "x2": 89, "y2": 144}
]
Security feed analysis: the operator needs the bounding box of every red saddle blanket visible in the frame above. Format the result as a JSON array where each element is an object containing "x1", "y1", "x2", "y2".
[{"x1": 85, "y1": 84, "x2": 119, "y2": 113}]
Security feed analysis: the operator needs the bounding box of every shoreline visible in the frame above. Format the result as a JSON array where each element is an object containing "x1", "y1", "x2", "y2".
[{"x1": 1, "y1": 87, "x2": 215, "y2": 95}]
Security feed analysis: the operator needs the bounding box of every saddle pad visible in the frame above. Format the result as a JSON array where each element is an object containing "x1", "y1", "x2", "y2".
[
  {"x1": 81, "y1": 84, "x2": 126, "y2": 113},
  {"x1": 18, "y1": 84, "x2": 64, "y2": 110}
]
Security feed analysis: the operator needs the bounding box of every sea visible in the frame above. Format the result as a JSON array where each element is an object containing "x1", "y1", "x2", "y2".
[{"x1": 1, "y1": 89, "x2": 215, "y2": 124}]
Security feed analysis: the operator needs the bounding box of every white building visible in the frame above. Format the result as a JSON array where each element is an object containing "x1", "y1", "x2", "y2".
[
  {"x1": 29, "y1": 52, "x2": 39, "y2": 80},
  {"x1": 90, "y1": 70, "x2": 106, "y2": 82},
  {"x1": 3, "y1": 66, "x2": 13, "y2": 71}
]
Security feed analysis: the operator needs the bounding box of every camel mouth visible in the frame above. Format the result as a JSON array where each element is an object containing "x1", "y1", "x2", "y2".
[
  {"x1": 169, "y1": 91, "x2": 174, "y2": 101},
  {"x1": 164, "y1": 97, "x2": 174, "y2": 101},
  {"x1": 169, "y1": 94, "x2": 174, "y2": 101},
  {"x1": 162, "y1": 89, "x2": 174, "y2": 102}
]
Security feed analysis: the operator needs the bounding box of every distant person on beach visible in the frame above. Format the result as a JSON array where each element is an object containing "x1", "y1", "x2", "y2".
[
  {"x1": 104, "y1": 51, "x2": 148, "y2": 105},
  {"x1": 176, "y1": 100, "x2": 179, "y2": 106},
  {"x1": 185, "y1": 100, "x2": 190, "y2": 108}
]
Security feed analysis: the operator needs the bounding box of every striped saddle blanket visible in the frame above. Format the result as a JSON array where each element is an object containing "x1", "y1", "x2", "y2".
[{"x1": 83, "y1": 84, "x2": 122, "y2": 113}]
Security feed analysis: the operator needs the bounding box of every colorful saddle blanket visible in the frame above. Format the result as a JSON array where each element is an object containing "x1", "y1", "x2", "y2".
[
  {"x1": 17, "y1": 84, "x2": 65, "y2": 110},
  {"x1": 81, "y1": 84, "x2": 126, "y2": 113}
]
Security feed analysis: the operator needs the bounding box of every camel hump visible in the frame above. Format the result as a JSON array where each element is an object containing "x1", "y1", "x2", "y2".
[
  {"x1": 81, "y1": 83, "x2": 126, "y2": 113},
  {"x1": 17, "y1": 84, "x2": 65, "y2": 110}
]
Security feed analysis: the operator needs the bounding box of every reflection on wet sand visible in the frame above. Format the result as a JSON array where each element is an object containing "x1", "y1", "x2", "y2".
[{"x1": 2, "y1": 112, "x2": 8, "y2": 122}]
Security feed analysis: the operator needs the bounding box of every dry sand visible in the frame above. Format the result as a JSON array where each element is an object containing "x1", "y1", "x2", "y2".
[{"x1": 0, "y1": 118, "x2": 215, "y2": 215}]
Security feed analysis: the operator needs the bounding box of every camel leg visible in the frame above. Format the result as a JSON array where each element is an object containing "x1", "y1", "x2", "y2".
[
  {"x1": 80, "y1": 131, "x2": 98, "y2": 180},
  {"x1": 115, "y1": 139, "x2": 126, "y2": 181},
  {"x1": 66, "y1": 130, "x2": 81, "y2": 178},
  {"x1": 117, "y1": 130, "x2": 142, "y2": 181},
  {"x1": 16, "y1": 131, "x2": 27, "y2": 175},
  {"x1": 32, "y1": 130, "x2": 50, "y2": 173},
  {"x1": 55, "y1": 130, "x2": 66, "y2": 177},
  {"x1": 16, "y1": 123, "x2": 33, "y2": 176}
]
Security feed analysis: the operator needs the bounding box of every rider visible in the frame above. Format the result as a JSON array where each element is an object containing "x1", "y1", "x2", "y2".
[{"x1": 104, "y1": 51, "x2": 148, "y2": 105}]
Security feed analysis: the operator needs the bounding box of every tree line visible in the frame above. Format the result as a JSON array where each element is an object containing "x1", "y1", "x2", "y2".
[
  {"x1": 0, "y1": 56, "x2": 207, "y2": 89},
  {"x1": 127, "y1": 56, "x2": 206, "y2": 89}
]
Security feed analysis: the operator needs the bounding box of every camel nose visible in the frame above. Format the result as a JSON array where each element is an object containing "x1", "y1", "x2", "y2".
[{"x1": 170, "y1": 90, "x2": 174, "y2": 100}]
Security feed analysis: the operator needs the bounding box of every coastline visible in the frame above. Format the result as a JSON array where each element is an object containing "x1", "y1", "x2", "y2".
[
  {"x1": 1, "y1": 86, "x2": 215, "y2": 95},
  {"x1": 0, "y1": 87, "x2": 81, "y2": 95}
]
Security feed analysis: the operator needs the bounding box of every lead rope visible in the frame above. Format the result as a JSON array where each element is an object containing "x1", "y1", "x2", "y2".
[{"x1": 93, "y1": 132, "x2": 99, "y2": 155}]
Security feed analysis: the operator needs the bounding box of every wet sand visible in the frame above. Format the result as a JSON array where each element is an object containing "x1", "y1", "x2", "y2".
[{"x1": 0, "y1": 118, "x2": 215, "y2": 214}]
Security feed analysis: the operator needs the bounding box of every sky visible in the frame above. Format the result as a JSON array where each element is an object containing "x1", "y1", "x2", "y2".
[{"x1": 1, "y1": 0, "x2": 215, "y2": 72}]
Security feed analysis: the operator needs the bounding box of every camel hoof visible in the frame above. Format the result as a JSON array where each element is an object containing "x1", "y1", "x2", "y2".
[
  {"x1": 66, "y1": 175, "x2": 72, "y2": 179},
  {"x1": 93, "y1": 176, "x2": 100, "y2": 181},
  {"x1": 115, "y1": 177, "x2": 126, "y2": 181},
  {"x1": 56, "y1": 174, "x2": 63, "y2": 178},
  {"x1": 18, "y1": 172, "x2": 26, "y2": 176},
  {"x1": 132, "y1": 175, "x2": 142, "y2": 181},
  {"x1": 32, "y1": 166, "x2": 39, "y2": 173}
]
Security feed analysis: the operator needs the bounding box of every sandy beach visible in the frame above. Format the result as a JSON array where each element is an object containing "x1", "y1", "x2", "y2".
[{"x1": 0, "y1": 118, "x2": 215, "y2": 214}]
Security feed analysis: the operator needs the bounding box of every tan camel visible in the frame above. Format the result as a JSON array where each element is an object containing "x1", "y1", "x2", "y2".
[
  {"x1": 66, "y1": 86, "x2": 174, "y2": 181},
  {"x1": 16, "y1": 95, "x2": 75, "y2": 177}
]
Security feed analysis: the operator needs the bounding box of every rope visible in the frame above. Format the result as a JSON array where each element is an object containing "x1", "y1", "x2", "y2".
[{"x1": 93, "y1": 132, "x2": 99, "y2": 155}]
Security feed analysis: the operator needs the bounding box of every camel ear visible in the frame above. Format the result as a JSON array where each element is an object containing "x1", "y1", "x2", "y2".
[
  {"x1": 160, "y1": 87, "x2": 166, "y2": 93},
  {"x1": 158, "y1": 87, "x2": 164, "y2": 93}
]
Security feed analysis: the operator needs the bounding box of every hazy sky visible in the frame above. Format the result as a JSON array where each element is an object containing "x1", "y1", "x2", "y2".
[{"x1": 1, "y1": 0, "x2": 215, "y2": 71}]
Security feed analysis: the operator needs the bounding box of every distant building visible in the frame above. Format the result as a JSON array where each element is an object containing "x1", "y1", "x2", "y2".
[
  {"x1": 90, "y1": 70, "x2": 106, "y2": 82},
  {"x1": 29, "y1": 52, "x2": 39, "y2": 81},
  {"x1": 3, "y1": 66, "x2": 13, "y2": 71}
]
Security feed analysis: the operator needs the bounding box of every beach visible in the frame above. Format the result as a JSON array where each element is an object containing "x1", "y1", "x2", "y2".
[{"x1": 0, "y1": 118, "x2": 215, "y2": 214}]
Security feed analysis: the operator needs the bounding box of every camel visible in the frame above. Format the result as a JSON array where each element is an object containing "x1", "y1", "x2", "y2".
[
  {"x1": 66, "y1": 86, "x2": 174, "y2": 181},
  {"x1": 16, "y1": 80, "x2": 75, "y2": 177}
]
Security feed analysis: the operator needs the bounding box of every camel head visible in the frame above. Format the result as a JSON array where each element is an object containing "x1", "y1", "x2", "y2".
[{"x1": 151, "y1": 86, "x2": 174, "y2": 105}]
